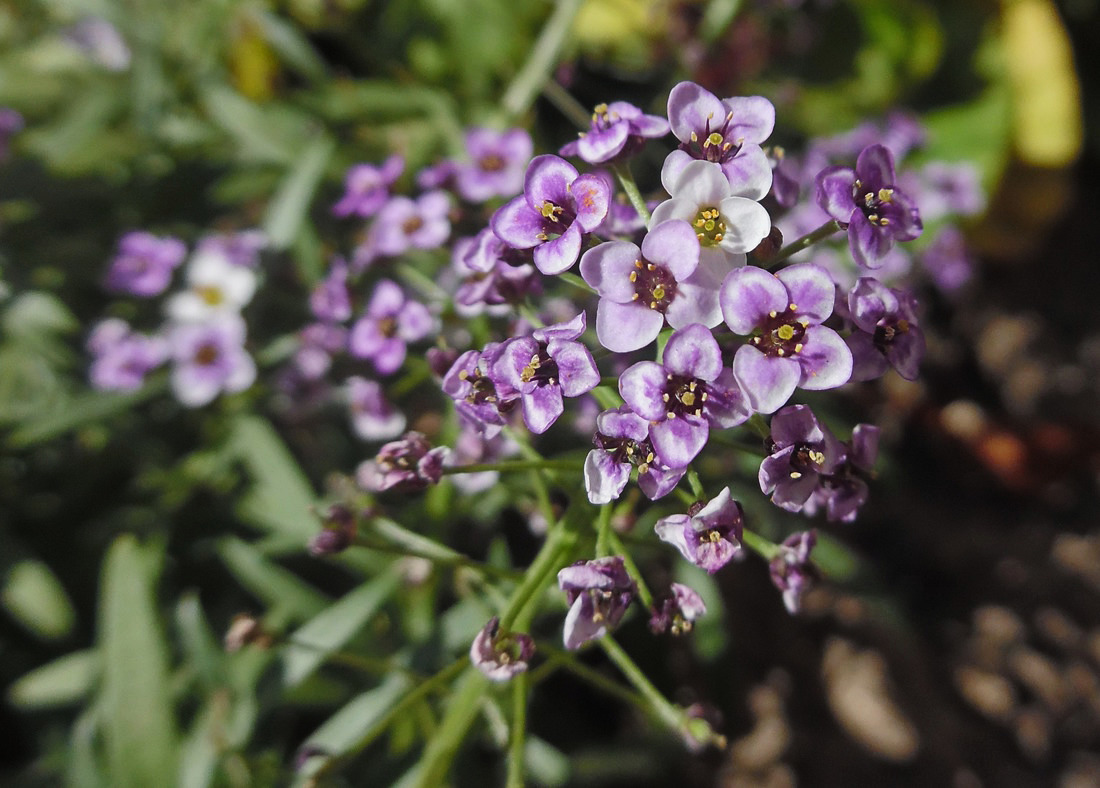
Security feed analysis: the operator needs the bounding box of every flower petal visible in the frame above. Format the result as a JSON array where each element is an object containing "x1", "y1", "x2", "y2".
[
  {"x1": 650, "y1": 416, "x2": 709, "y2": 468},
  {"x1": 797, "y1": 325, "x2": 853, "y2": 390},
  {"x1": 662, "y1": 323, "x2": 722, "y2": 381},
  {"x1": 776, "y1": 263, "x2": 836, "y2": 324},
  {"x1": 580, "y1": 241, "x2": 641, "y2": 302},
  {"x1": 732, "y1": 345, "x2": 800, "y2": 414},
  {"x1": 619, "y1": 361, "x2": 669, "y2": 420},
  {"x1": 596, "y1": 300, "x2": 663, "y2": 353},
  {"x1": 720, "y1": 265, "x2": 789, "y2": 334},
  {"x1": 533, "y1": 222, "x2": 582, "y2": 275}
]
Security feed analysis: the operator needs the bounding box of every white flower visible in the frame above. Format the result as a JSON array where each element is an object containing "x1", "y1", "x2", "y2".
[{"x1": 165, "y1": 250, "x2": 257, "y2": 323}]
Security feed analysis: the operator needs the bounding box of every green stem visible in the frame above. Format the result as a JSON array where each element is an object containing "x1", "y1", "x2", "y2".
[
  {"x1": 312, "y1": 657, "x2": 467, "y2": 781},
  {"x1": 542, "y1": 79, "x2": 592, "y2": 129},
  {"x1": 413, "y1": 667, "x2": 491, "y2": 788},
  {"x1": 441, "y1": 458, "x2": 578, "y2": 475},
  {"x1": 366, "y1": 518, "x2": 522, "y2": 580},
  {"x1": 604, "y1": 529, "x2": 653, "y2": 610},
  {"x1": 612, "y1": 163, "x2": 651, "y2": 225},
  {"x1": 506, "y1": 673, "x2": 529, "y2": 788},
  {"x1": 353, "y1": 537, "x2": 522, "y2": 581},
  {"x1": 686, "y1": 467, "x2": 705, "y2": 500},
  {"x1": 599, "y1": 637, "x2": 724, "y2": 749},
  {"x1": 499, "y1": 511, "x2": 579, "y2": 631},
  {"x1": 558, "y1": 271, "x2": 596, "y2": 295},
  {"x1": 742, "y1": 528, "x2": 781, "y2": 561},
  {"x1": 500, "y1": 0, "x2": 585, "y2": 121},
  {"x1": 531, "y1": 645, "x2": 647, "y2": 709},
  {"x1": 747, "y1": 412, "x2": 771, "y2": 440},
  {"x1": 594, "y1": 504, "x2": 613, "y2": 557},
  {"x1": 766, "y1": 220, "x2": 841, "y2": 268}
]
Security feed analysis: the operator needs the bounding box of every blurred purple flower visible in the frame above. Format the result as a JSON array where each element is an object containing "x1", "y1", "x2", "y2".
[
  {"x1": 348, "y1": 280, "x2": 434, "y2": 376},
  {"x1": 769, "y1": 530, "x2": 817, "y2": 613},
  {"x1": 455, "y1": 128, "x2": 532, "y2": 202},
  {"x1": 346, "y1": 376, "x2": 406, "y2": 441},
  {"x1": 333, "y1": 156, "x2": 404, "y2": 218},
  {"x1": 169, "y1": 316, "x2": 256, "y2": 407},
  {"x1": 87, "y1": 319, "x2": 167, "y2": 391},
  {"x1": 356, "y1": 431, "x2": 449, "y2": 493},
  {"x1": 104, "y1": 231, "x2": 187, "y2": 297}
]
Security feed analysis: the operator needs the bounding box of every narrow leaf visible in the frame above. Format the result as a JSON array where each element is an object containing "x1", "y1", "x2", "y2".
[{"x1": 7, "y1": 649, "x2": 99, "y2": 709}]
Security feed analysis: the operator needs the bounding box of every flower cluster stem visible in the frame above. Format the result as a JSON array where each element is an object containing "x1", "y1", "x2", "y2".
[
  {"x1": 506, "y1": 672, "x2": 530, "y2": 788},
  {"x1": 612, "y1": 163, "x2": 652, "y2": 225},
  {"x1": 441, "y1": 458, "x2": 578, "y2": 475},
  {"x1": 500, "y1": 0, "x2": 585, "y2": 121},
  {"x1": 766, "y1": 220, "x2": 841, "y2": 268}
]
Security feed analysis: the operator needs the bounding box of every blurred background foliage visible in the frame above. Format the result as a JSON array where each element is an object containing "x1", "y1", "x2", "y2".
[{"x1": 0, "y1": 0, "x2": 1095, "y2": 785}]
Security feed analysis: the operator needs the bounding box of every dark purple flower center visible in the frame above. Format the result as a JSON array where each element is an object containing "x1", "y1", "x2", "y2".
[
  {"x1": 457, "y1": 367, "x2": 502, "y2": 406},
  {"x1": 692, "y1": 207, "x2": 727, "y2": 247},
  {"x1": 594, "y1": 432, "x2": 657, "y2": 473},
  {"x1": 478, "y1": 153, "x2": 505, "y2": 172},
  {"x1": 680, "y1": 111, "x2": 743, "y2": 164},
  {"x1": 629, "y1": 259, "x2": 678, "y2": 313},
  {"x1": 872, "y1": 318, "x2": 910, "y2": 354},
  {"x1": 662, "y1": 373, "x2": 707, "y2": 420},
  {"x1": 590, "y1": 103, "x2": 619, "y2": 132},
  {"x1": 194, "y1": 341, "x2": 221, "y2": 366},
  {"x1": 534, "y1": 199, "x2": 577, "y2": 242},
  {"x1": 852, "y1": 179, "x2": 897, "y2": 227},
  {"x1": 789, "y1": 442, "x2": 826, "y2": 477},
  {"x1": 402, "y1": 216, "x2": 424, "y2": 235},
  {"x1": 519, "y1": 344, "x2": 559, "y2": 387},
  {"x1": 750, "y1": 307, "x2": 808, "y2": 358},
  {"x1": 378, "y1": 316, "x2": 398, "y2": 338}
]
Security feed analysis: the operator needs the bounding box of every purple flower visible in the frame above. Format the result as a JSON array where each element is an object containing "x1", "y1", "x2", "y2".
[
  {"x1": 453, "y1": 229, "x2": 540, "y2": 312},
  {"x1": 559, "y1": 101, "x2": 669, "y2": 164},
  {"x1": 346, "y1": 376, "x2": 406, "y2": 441},
  {"x1": 649, "y1": 583, "x2": 707, "y2": 635},
  {"x1": 584, "y1": 406, "x2": 686, "y2": 504},
  {"x1": 654, "y1": 487, "x2": 744, "y2": 573},
  {"x1": 309, "y1": 258, "x2": 352, "y2": 323},
  {"x1": 759, "y1": 405, "x2": 846, "y2": 512},
  {"x1": 441, "y1": 344, "x2": 518, "y2": 437},
  {"x1": 579, "y1": 220, "x2": 716, "y2": 353},
  {"x1": 87, "y1": 319, "x2": 167, "y2": 391},
  {"x1": 816, "y1": 144, "x2": 923, "y2": 268},
  {"x1": 104, "y1": 231, "x2": 187, "y2": 297},
  {"x1": 558, "y1": 556, "x2": 637, "y2": 650},
  {"x1": 907, "y1": 161, "x2": 984, "y2": 222},
  {"x1": 651, "y1": 158, "x2": 772, "y2": 275},
  {"x1": 470, "y1": 616, "x2": 535, "y2": 681},
  {"x1": 348, "y1": 280, "x2": 434, "y2": 376},
  {"x1": 663, "y1": 81, "x2": 775, "y2": 200},
  {"x1": 920, "y1": 226, "x2": 973, "y2": 293},
  {"x1": 769, "y1": 530, "x2": 817, "y2": 614},
  {"x1": 333, "y1": 155, "x2": 404, "y2": 218},
  {"x1": 416, "y1": 159, "x2": 458, "y2": 191},
  {"x1": 619, "y1": 323, "x2": 750, "y2": 468},
  {"x1": 455, "y1": 128, "x2": 532, "y2": 202},
  {"x1": 195, "y1": 230, "x2": 267, "y2": 269},
  {"x1": 811, "y1": 424, "x2": 879, "y2": 523},
  {"x1": 491, "y1": 155, "x2": 610, "y2": 275},
  {"x1": 372, "y1": 191, "x2": 451, "y2": 257},
  {"x1": 491, "y1": 312, "x2": 599, "y2": 434},
  {"x1": 308, "y1": 504, "x2": 357, "y2": 556},
  {"x1": 846, "y1": 277, "x2": 925, "y2": 381},
  {"x1": 356, "y1": 431, "x2": 449, "y2": 493},
  {"x1": 169, "y1": 316, "x2": 256, "y2": 407},
  {"x1": 447, "y1": 427, "x2": 518, "y2": 494},
  {"x1": 721, "y1": 264, "x2": 853, "y2": 414}
]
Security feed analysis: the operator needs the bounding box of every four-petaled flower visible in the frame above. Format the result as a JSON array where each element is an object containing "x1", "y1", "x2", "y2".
[
  {"x1": 664, "y1": 81, "x2": 775, "y2": 200},
  {"x1": 492, "y1": 312, "x2": 600, "y2": 434},
  {"x1": 769, "y1": 530, "x2": 817, "y2": 614},
  {"x1": 356, "y1": 431, "x2": 449, "y2": 493},
  {"x1": 333, "y1": 155, "x2": 404, "y2": 218},
  {"x1": 579, "y1": 220, "x2": 716, "y2": 353},
  {"x1": 558, "y1": 556, "x2": 637, "y2": 650},
  {"x1": 169, "y1": 315, "x2": 256, "y2": 407},
  {"x1": 584, "y1": 405, "x2": 686, "y2": 504},
  {"x1": 559, "y1": 101, "x2": 669, "y2": 164},
  {"x1": 470, "y1": 616, "x2": 536, "y2": 681},
  {"x1": 348, "y1": 280, "x2": 434, "y2": 376},
  {"x1": 491, "y1": 155, "x2": 610, "y2": 275},
  {"x1": 759, "y1": 405, "x2": 846, "y2": 512},
  {"x1": 846, "y1": 277, "x2": 925, "y2": 381},
  {"x1": 721, "y1": 263, "x2": 853, "y2": 414},
  {"x1": 455, "y1": 128, "x2": 532, "y2": 203},
  {"x1": 619, "y1": 323, "x2": 750, "y2": 468},
  {"x1": 816, "y1": 144, "x2": 922, "y2": 268},
  {"x1": 654, "y1": 487, "x2": 745, "y2": 574}
]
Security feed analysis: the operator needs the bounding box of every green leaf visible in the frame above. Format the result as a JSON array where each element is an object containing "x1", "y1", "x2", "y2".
[
  {"x1": 262, "y1": 134, "x2": 334, "y2": 253},
  {"x1": 217, "y1": 537, "x2": 329, "y2": 622},
  {"x1": 525, "y1": 736, "x2": 570, "y2": 785},
  {"x1": 200, "y1": 85, "x2": 298, "y2": 164},
  {"x1": 256, "y1": 10, "x2": 327, "y2": 81},
  {"x1": 228, "y1": 415, "x2": 318, "y2": 543},
  {"x1": 7, "y1": 649, "x2": 99, "y2": 709},
  {"x1": 282, "y1": 569, "x2": 401, "y2": 688},
  {"x1": 1, "y1": 559, "x2": 76, "y2": 639},
  {"x1": 177, "y1": 701, "x2": 220, "y2": 788},
  {"x1": 98, "y1": 535, "x2": 178, "y2": 788},
  {"x1": 175, "y1": 593, "x2": 225, "y2": 692}
]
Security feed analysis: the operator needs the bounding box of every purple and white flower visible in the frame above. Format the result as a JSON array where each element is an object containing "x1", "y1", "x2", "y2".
[
  {"x1": 721, "y1": 263, "x2": 852, "y2": 414},
  {"x1": 846, "y1": 277, "x2": 925, "y2": 381},
  {"x1": 356, "y1": 431, "x2": 449, "y2": 493},
  {"x1": 559, "y1": 101, "x2": 669, "y2": 164},
  {"x1": 769, "y1": 530, "x2": 817, "y2": 614},
  {"x1": 104, "y1": 231, "x2": 187, "y2": 297},
  {"x1": 195, "y1": 230, "x2": 267, "y2": 269},
  {"x1": 309, "y1": 258, "x2": 352, "y2": 323},
  {"x1": 649, "y1": 583, "x2": 707, "y2": 635},
  {"x1": 441, "y1": 344, "x2": 518, "y2": 437},
  {"x1": 584, "y1": 405, "x2": 686, "y2": 504},
  {"x1": 579, "y1": 220, "x2": 716, "y2": 353},
  {"x1": 346, "y1": 376, "x2": 406, "y2": 441},
  {"x1": 816, "y1": 144, "x2": 922, "y2": 268},
  {"x1": 470, "y1": 617, "x2": 535, "y2": 681},
  {"x1": 654, "y1": 487, "x2": 744, "y2": 573},
  {"x1": 333, "y1": 155, "x2": 404, "y2": 218},
  {"x1": 759, "y1": 405, "x2": 846, "y2": 512},
  {"x1": 455, "y1": 128, "x2": 532, "y2": 203},
  {"x1": 169, "y1": 315, "x2": 256, "y2": 407},
  {"x1": 810, "y1": 424, "x2": 879, "y2": 523},
  {"x1": 663, "y1": 81, "x2": 775, "y2": 200},
  {"x1": 558, "y1": 556, "x2": 637, "y2": 650},
  {"x1": 619, "y1": 323, "x2": 750, "y2": 468},
  {"x1": 491, "y1": 155, "x2": 610, "y2": 275},
  {"x1": 348, "y1": 280, "x2": 434, "y2": 376},
  {"x1": 492, "y1": 312, "x2": 599, "y2": 434},
  {"x1": 372, "y1": 190, "x2": 451, "y2": 257}
]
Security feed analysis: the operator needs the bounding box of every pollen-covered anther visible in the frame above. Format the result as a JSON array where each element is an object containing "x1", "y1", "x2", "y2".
[
  {"x1": 878, "y1": 187, "x2": 894, "y2": 203},
  {"x1": 704, "y1": 131, "x2": 724, "y2": 148},
  {"x1": 647, "y1": 263, "x2": 656, "y2": 271},
  {"x1": 769, "y1": 310, "x2": 778, "y2": 318},
  {"x1": 540, "y1": 201, "x2": 563, "y2": 221},
  {"x1": 629, "y1": 271, "x2": 638, "y2": 282},
  {"x1": 790, "y1": 471, "x2": 802, "y2": 479}
]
